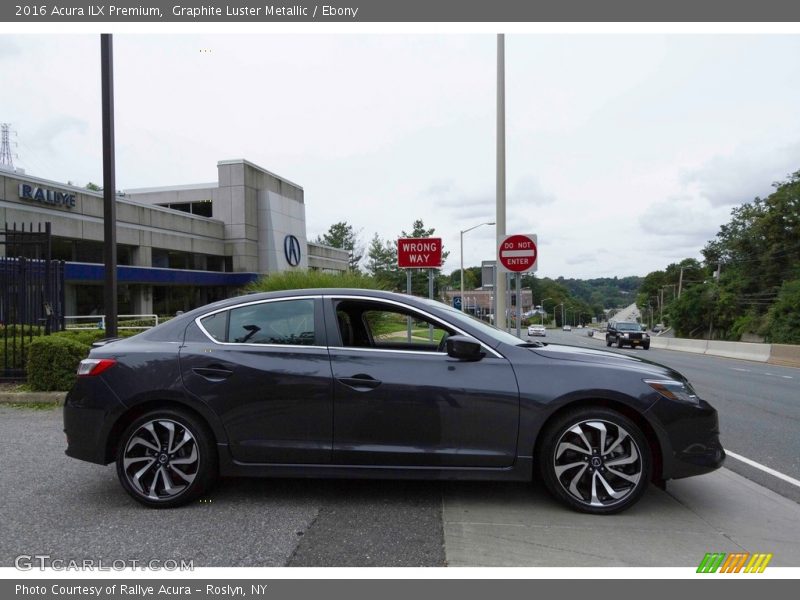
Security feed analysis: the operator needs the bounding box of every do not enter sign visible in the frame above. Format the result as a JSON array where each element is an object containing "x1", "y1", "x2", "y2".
[{"x1": 497, "y1": 234, "x2": 538, "y2": 273}]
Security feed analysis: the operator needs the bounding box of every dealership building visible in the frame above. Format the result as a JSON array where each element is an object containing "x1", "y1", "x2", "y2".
[{"x1": 0, "y1": 159, "x2": 349, "y2": 317}]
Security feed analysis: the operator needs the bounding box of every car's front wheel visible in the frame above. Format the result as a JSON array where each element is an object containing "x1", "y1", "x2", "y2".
[
  {"x1": 606, "y1": 336, "x2": 612, "y2": 347},
  {"x1": 538, "y1": 408, "x2": 652, "y2": 514},
  {"x1": 617, "y1": 338, "x2": 625, "y2": 348},
  {"x1": 116, "y1": 408, "x2": 218, "y2": 508}
]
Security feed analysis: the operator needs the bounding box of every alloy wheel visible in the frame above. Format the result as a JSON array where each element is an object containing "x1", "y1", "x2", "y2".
[
  {"x1": 121, "y1": 419, "x2": 199, "y2": 501},
  {"x1": 552, "y1": 419, "x2": 643, "y2": 508}
]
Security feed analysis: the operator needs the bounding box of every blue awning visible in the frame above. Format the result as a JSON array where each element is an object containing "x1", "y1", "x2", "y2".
[{"x1": 65, "y1": 262, "x2": 259, "y2": 287}]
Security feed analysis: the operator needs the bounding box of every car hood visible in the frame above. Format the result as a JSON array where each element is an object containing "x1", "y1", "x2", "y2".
[{"x1": 528, "y1": 343, "x2": 686, "y2": 381}]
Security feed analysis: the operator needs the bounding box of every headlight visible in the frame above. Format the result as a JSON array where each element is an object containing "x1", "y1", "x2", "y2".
[
  {"x1": 623, "y1": 333, "x2": 629, "y2": 338},
  {"x1": 644, "y1": 379, "x2": 699, "y2": 405}
]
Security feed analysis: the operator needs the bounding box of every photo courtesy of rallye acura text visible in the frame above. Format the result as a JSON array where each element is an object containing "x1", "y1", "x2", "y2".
[{"x1": 64, "y1": 289, "x2": 724, "y2": 514}]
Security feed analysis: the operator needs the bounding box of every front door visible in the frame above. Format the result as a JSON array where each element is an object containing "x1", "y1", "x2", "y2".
[{"x1": 327, "y1": 297, "x2": 519, "y2": 468}]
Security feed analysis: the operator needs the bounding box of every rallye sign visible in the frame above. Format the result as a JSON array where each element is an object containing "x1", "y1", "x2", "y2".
[
  {"x1": 18, "y1": 183, "x2": 76, "y2": 209},
  {"x1": 397, "y1": 237, "x2": 442, "y2": 268}
]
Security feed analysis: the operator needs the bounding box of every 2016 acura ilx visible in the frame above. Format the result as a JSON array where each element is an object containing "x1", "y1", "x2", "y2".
[{"x1": 64, "y1": 289, "x2": 724, "y2": 514}]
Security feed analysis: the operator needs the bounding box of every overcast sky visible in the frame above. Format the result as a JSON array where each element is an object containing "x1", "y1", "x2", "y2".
[{"x1": 2, "y1": 34, "x2": 800, "y2": 278}]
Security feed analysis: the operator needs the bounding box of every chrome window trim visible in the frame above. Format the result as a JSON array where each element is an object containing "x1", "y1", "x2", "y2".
[
  {"x1": 327, "y1": 294, "x2": 505, "y2": 360},
  {"x1": 195, "y1": 295, "x2": 322, "y2": 348}
]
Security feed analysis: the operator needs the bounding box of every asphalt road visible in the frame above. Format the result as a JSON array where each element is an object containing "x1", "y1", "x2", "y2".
[
  {"x1": 0, "y1": 406, "x2": 445, "y2": 568},
  {"x1": 532, "y1": 327, "x2": 800, "y2": 503}
]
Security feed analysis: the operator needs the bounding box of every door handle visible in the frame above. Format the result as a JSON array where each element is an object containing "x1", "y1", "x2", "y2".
[
  {"x1": 193, "y1": 366, "x2": 234, "y2": 382},
  {"x1": 337, "y1": 374, "x2": 382, "y2": 391}
]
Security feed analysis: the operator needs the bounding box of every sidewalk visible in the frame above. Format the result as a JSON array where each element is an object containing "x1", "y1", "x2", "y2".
[{"x1": 442, "y1": 468, "x2": 800, "y2": 567}]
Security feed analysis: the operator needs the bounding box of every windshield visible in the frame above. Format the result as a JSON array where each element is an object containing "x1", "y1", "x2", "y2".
[
  {"x1": 616, "y1": 322, "x2": 641, "y2": 331},
  {"x1": 420, "y1": 298, "x2": 524, "y2": 346}
]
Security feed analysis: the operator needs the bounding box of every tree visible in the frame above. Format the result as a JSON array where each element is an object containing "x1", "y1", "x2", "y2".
[
  {"x1": 365, "y1": 234, "x2": 402, "y2": 290},
  {"x1": 765, "y1": 279, "x2": 800, "y2": 344},
  {"x1": 314, "y1": 221, "x2": 364, "y2": 272},
  {"x1": 85, "y1": 182, "x2": 102, "y2": 191}
]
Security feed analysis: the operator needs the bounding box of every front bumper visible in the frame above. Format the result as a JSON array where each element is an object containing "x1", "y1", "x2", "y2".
[{"x1": 647, "y1": 397, "x2": 725, "y2": 479}]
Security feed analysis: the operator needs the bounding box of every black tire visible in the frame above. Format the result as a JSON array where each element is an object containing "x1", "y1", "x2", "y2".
[
  {"x1": 617, "y1": 338, "x2": 624, "y2": 348},
  {"x1": 116, "y1": 408, "x2": 218, "y2": 508},
  {"x1": 643, "y1": 343, "x2": 650, "y2": 350},
  {"x1": 606, "y1": 336, "x2": 612, "y2": 347},
  {"x1": 537, "y1": 407, "x2": 652, "y2": 514}
]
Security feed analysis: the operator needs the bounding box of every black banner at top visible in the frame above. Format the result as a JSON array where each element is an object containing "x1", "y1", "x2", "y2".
[{"x1": 4, "y1": 0, "x2": 800, "y2": 23}]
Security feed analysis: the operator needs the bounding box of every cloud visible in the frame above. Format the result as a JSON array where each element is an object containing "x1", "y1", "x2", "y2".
[
  {"x1": 30, "y1": 116, "x2": 90, "y2": 154},
  {"x1": 565, "y1": 253, "x2": 598, "y2": 265},
  {"x1": 680, "y1": 142, "x2": 800, "y2": 207},
  {"x1": 512, "y1": 175, "x2": 556, "y2": 207},
  {"x1": 0, "y1": 39, "x2": 20, "y2": 60}
]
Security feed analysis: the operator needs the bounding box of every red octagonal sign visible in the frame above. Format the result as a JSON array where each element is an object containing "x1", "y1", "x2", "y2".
[{"x1": 497, "y1": 233, "x2": 538, "y2": 273}]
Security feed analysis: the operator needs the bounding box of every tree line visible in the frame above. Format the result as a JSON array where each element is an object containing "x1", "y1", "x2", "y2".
[{"x1": 636, "y1": 170, "x2": 800, "y2": 343}]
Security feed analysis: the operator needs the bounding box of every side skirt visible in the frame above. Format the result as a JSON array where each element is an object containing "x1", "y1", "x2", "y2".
[{"x1": 217, "y1": 444, "x2": 533, "y2": 482}]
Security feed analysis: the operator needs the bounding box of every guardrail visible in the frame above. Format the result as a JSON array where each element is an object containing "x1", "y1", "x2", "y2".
[{"x1": 64, "y1": 314, "x2": 159, "y2": 331}]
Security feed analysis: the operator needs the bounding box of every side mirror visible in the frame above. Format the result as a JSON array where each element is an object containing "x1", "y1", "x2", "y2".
[{"x1": 445, "y1": 335, "x2": 485, "y2": 361}]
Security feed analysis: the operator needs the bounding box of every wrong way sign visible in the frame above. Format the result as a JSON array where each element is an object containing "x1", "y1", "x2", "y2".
[{"x1": 497, "y1": 233, "x2": 538, "y2": 273}]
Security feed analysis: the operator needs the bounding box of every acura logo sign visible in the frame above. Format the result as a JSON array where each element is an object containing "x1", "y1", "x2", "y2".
[{"x1": 284, "y1": 235, "x2": 302, "y2": 267}]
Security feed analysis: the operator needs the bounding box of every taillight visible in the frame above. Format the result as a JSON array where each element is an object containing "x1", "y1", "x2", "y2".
[{"x1": 77, "y1": 358, "x2": 117, "y2": 376}]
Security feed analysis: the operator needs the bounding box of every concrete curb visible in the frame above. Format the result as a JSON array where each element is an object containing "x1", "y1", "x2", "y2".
[{"x1": 0, "y1": 392, "x2": 66, "y2": 405}]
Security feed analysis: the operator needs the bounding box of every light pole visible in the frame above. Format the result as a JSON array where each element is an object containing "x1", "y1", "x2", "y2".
[
  {"x1": 460, "y1": 221, "x2": 495, "y2": 312},
  {"x1": 541, "y1": 297, "x2": 552, "y2": 326}
]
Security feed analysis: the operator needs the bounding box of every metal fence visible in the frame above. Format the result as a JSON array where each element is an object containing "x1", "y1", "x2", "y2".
[{"x1": 1, "y1": 223, "x2": 65, "y2": 380}]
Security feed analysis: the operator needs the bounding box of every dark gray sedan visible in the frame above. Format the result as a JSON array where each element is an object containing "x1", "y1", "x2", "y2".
[{"x1": 64, "y1": 289, "x2": 724, "y2": 514}]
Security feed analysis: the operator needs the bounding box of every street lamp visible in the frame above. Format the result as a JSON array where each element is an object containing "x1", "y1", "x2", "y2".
[
  {"x1": 540, "y1": 297, "x2": 552, "y2": 326},
  {"x1": 460, "y1": 221, "x2": 495, "y2": 312}
]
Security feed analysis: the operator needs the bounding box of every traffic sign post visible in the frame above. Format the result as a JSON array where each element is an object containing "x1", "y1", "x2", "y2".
[
  {"x1": 497, "y1": 234, "x2": 538, "y2": 337},
  {"x1": 398, "y1": 237, "x2": 443, "y2": 341},
  {"x1": 497, "y1": 233, "x2": 538, "y2": 273}
]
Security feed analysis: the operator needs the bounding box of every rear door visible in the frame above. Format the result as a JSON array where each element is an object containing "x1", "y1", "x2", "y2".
[{"x1": 180, "y1": 296, "x2": 333, "y2": 464}]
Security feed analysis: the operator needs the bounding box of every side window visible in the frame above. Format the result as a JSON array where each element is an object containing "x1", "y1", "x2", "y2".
[
  {"x1": 362, "y1": 309, "x2": 450, "y2": 350},
  {"x1": 199, "y1": 311, "x2": 228, "y2": 342},
  {"x1": 226, "y1": 299, "x2": 315, "y2": 345}
]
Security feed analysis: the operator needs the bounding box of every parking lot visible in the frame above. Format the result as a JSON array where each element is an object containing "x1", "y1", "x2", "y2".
[{"x1": 2, "y1": 404, "x2": 800, "y2": 568}]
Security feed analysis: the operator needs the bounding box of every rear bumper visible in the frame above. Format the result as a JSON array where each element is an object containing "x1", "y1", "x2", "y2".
[{"x1": 63, "y1": 378, "x2": 126, "y2": 465}]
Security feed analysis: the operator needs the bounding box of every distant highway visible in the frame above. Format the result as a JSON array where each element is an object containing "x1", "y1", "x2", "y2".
[{"x1": 530, "y1": 326, "x2": 800, "y2": 503}]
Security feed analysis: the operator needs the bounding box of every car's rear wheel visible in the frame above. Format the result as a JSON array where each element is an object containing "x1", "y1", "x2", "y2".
[
  {"x1": 116, "y1": 408, "x2": 218, "y2": 508},
  {"x1": 538, "y1": 408, "x2": 652, "y2": 514}
]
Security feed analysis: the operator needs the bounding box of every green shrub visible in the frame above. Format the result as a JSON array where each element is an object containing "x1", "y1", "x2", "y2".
[
  {"x1": 27, "y1": 336, "x2": 91, "y2": 392},
  {"x1": 244, "y1": 269, "x2": 386, "y2": 293},
  {"x1": 0, "y1": 324, "x2": 43, "y2": 337},
  {"x1": 0, "y1": 337, "x2": 32, "y2": 372}
]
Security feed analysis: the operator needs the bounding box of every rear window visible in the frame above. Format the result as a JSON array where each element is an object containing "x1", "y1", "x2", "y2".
[{"x1": 199, "y1": 299, "x2": 316, "y2": 345}]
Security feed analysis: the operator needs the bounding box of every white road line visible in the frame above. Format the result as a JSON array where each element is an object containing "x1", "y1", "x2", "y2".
[
  {"x1": 730, "y1": 367, "x2": 750, "y2": 372},
  {"x1": 726, "y1": 450, "x2": 800, "y2": 489},
  {"x1": 783, "y1": 375, "x2": 793, "y2": 379}
]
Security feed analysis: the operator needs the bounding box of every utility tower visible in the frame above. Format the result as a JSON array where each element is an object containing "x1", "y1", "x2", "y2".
[{"x1": 0, "y1": 123, "x2": 15, "y2": 170}]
